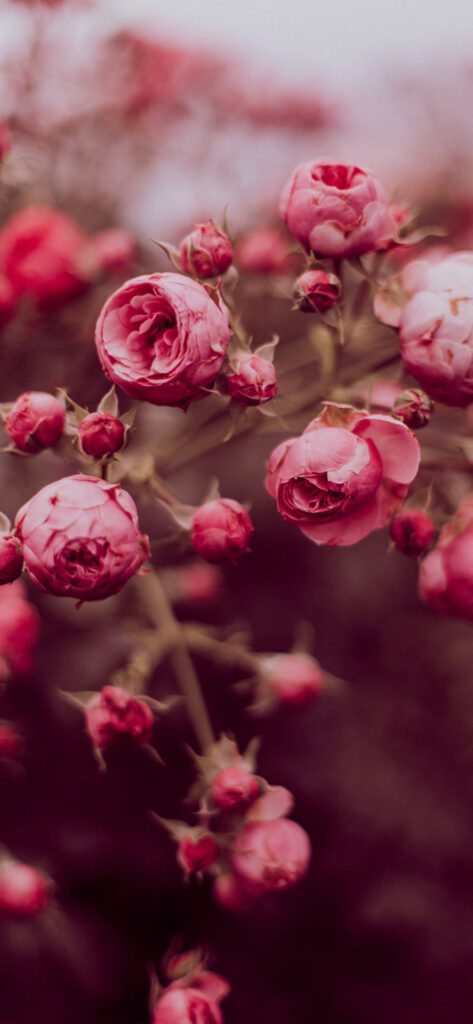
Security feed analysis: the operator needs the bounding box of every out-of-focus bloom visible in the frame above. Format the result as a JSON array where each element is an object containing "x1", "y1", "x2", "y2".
[
  {"x1": 0, "y1": 275, "x2": 16, "y2": 327},
  {"x1": 0, "y1": 580, "x2": 39, "y2": 678},
  {"x1": 0, "y1": 124, "x2": 11, "y2": 162},
  {"x1": 0, "y1": 863, "x2": 49, "y2": 917},
  {"x1": 392, "y1": 388, "x2": 434, "y2": 428},
  {"x1": 15, "y1": 475, "x2": 149, "y2": 601},
  {"x1": 179, "y1": 220, "x2": 233, "y2": 278},
  {"x1": 258, "y1": 653, "x2": 324, "y2": 706},
  {"x1": 95, "y1": 273, "x2": 231, "y2": 409},
  {"x1": 172, "y1": 563, "x2": 223, "y2": 605},
  {"x1": 390, "y1": 510, "x2": 435, "y2": 558},
  {"x1": 4, "y1": 392, "x2": 65, "y2": 454},
  {"x1": 266, "y1": 403, "x2": 420, "y2": 546},
  {"x1": 280, "y1": 161, "x2": 394, "y2": 257},
  {"x1": 191, "y1": 499, "x2": 253, "y2": 564},
  {"x1": 374, "y1": 247, "x2": 449, "y2": 328},
  {"x1": 77, "y1": 411, "x2": 125, "y2": 459},
  {"x1": 235, "y1": 226, "x2": 297, "y2": 275},
  {"x1": 0, "y1": 722, "x2": 21, "y2": 760},
  {"x1": 177, "y1": 832, "x2": 219, "y2": 874},
  {"x1": 231, "y1": 818, "x2": 311, "y2": 893},
  {"x1": 0, "y1": 533, "x2": 23, "y2": 585},
  {"x1": 0, "y1": 206, "x2": 89, "y2": 305},
  {"x1": 212, "y1": 871, "x2": 253, "y2": 912},
  {"x1": 226, "y1": 355, "x2": 278, "y2": 406},
  {"x1": 211, "y1": 765, "x2": 259, "y2": 810},
  {"x1": 293, "y1": 269, "x2": 341, "y2": 313},
  {"x1": 152, "y1": 970, "x2": 229, "y2": 1024},
  {"x1": 81, "y1": 229, "x2": 137, "y2": 278},
  {"x1": 85, "y1": 685, "x2": 153, "y2": 750},
  {"x1": 419, "y1": 496, "x2": 473, "y2": 620}
]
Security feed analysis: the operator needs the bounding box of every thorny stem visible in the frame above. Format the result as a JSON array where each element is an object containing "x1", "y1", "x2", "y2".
[{"x1": 139, "y1": 570, "x2": 215, "y2": 753}]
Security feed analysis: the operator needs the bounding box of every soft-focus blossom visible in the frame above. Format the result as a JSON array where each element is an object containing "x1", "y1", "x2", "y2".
[
  {"x1": 4, "y1": 392, "x2": 65, "y2": 454},
  {"x1": 293, "y1": 269, "x2": 341, "y2": 313},
  {"x1": 0, "y1": 722, "x2": 21, "y2": 760},
  {"x1": 212, "y1": 871, "x2": 253, "y2": 912},
  {"x1": 211, "y1": 765, "x2": 259, "y2": 810},
  {"x1": 392, "y1": 387, "x2": 434, "y2": 428},
  {"x1": 177, "y1": 832, "x2": 219, "y2": 874},
  {"x1": 280, "y1": 161, "x2": 394, "y2": 257},
  {"x1": 0, "y1": 206, "x2": 89, "y2": 305},
  {"x1": 0, "y1": 124, "x2": 11, "y2": 162},
  {"x1": 191, "y1": 499, "x2": 253, "y2": 564},
  {"x1": 15, "y1": 475, "x2": 149, "y2": 600},
  {"x1": 226, "y1": 355, "x2": 278, "y2": 406},
  {"x1": 259, "y1": 653, "x2": 324, "y2": 706},
  {"x1": 235, "y1": 226, "x2": 297, "y2": 275},
  {"x1": 390, "y1": 510, "x2": 435, "y2": 558},
  {"x1": 0, "y1": 863, "x2": 49, "y2": 917},
  {"x1": 173, "y1": 563, "x2": 223, "y2": 605},
  {"x1": 231, "y1": 818, "x2": 311, "y2": 893},
  {"x1": 85, "y1": 685, "x2": 153, "y2": 750},
  {"x1": 0, "y1": 580, "x2": 39, "y2": 678},
  {"x1": 419, "y1": 496, "x2": 473, "y2": 619},
  {"x1": 266, "y1": 404, "x2": 420, "y2": 546},
  {"x1": 78, "y1": 411, "x2": 126, "y2": 459},
  {"x1": 374, "y1": 247, "x2": 449, "y2": 328},
  {"x1": 95, "y1": 273, "x2": 231, "y2": 409},
  {"x1": 0, "y1": 275, "x2": 16, "y2": 327},
  {"x1": 152, "y1": 969, "x2": 229, "y2": 1024},
  {"x1": 81, "y1": 229, "x2": 137, "y2": 278},
  {"x1": 179, "y1": 220, "x2": 233, "y2": 278},
  {"x1": 0, "y1": 534, "x2": 23, "y2": 586}
]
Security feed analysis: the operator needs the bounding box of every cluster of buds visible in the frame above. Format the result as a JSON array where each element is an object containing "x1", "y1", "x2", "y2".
[{"x1": 151, "y1": 949, "x2": 230, "y2": 1024}]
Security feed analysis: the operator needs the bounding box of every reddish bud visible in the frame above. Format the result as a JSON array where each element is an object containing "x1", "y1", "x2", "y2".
[
  {"x1": 85, "y1": 685, "x2": 153, "y2": 751},
  {"x1": 231, "y1": 818, "x2": 311, "y2": 894},
  {"x1": 191, "y1": 499, "x2": 253, "y2": 565},
  {"x1": 78, "y1": 411, "x2": 126, "y2": 459},
  {"x1": 392, "y1": 388, "x2": 434, "y2": 428},
  {"x1": 0, "y1": 534, "x2": 23, "y2": 585},
  {"x1": 260, "y1": 653, "x2": 324, "y2": 707},
  {"x1": 4, "y1": 392, "x2": 65, "y2": 453},
  {"x1": 390, "y1": 509, "x2": 435, "y2": 558},
  {"x1": 177, "y1": 833, "x2": 219, "y2": 874},
  {"x1": 152, "y1": 986, "x2": 223, "y2": 1024},
  {"x1": 211, "y1": 765, "x2": 260, "y2": 811},
  {"x1": 226, "y1": 355, "x2": 278, "y2": 406},
  {"x1": 293, "y1": 269, "x2": 341, "y2": 313},
  {"x1": 0, "y1": 722, "x2": 21, "y2": 760},
  {"x1": 174, "y1": 563, "x2": 223, "y2": 605},
  {"x1": 179, "y1": 220, "x2": 233, "y2": 278},
  {"x1": 0, "y1": 863, "x2": 50, "y2": 917}
]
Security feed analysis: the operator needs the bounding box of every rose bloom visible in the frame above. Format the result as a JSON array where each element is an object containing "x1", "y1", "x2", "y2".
[
  {"x1": 191, "y1": 499, "x2": 253, "y2": 564},
  {"x1": 177, "y1": 832, "x2": 219, "y2": 874},
  {"x1": 374, "y1": 246, "x2": 450, "y2": 329},
  {"x1": 4, "y1": 392, "x2": 65, "y2": 454},
  {"x1": 152, "y1": 985, "x2": 224, "y2": 1024},
  {"x1": 259, "y1": 653, "x2": 324, "y2": 707},
  {"x1": 0, "y1": 863, "x2": 49, "y2": 917},
  {"x1": 231, "y1": 818, "x2": 311, "y2": 894},
  {"x1": 15, "y1": 475, "x2": 149, "y2": 601},
  {"x1": 78, "y1": 411, "x2": 125, "y2": 459},
  {"x1": 390, "y1": 509, "x2": 435, "y2": 558},
  {"x1": 0, "y1": 580, "x2": 39, "y2": 677},
  {"x1": 0, "y1": 534, "x2": 23, "y2": 585},
  {"x1": 95, "y1": 273, "x2": 231, "y2": 409},
  {"x1": 266, "y1": 404, "x2": 420, "y2": 546},
  {"x1": 85, "y1": 685, "x2": 153, "y2": 750},
  {"x1": 0, "y1": 206, "x2": 89, "y2": 305},
  {"x1": 211, "y1": 765, "x2": 260, "y2": 811},
  {"x1": 235, "y1": 226, "x2": 297, "y2": 275},
  {"x1": 419, "y1": 496, "x2": 473, "y2": 620},
  {"x1": 226, "y1": 355, "x2": 278, "y2": 406},
  {"x1": 280, "y1": 161, "x2": 395, "y2": 257},
  {"x1": 81, "y1": 229, "x2": 137, "y2": 278},
  {"x1": 179, "y1": 220, "x2": 233, "y2": 278},
  {"x1": 293, "y1": 269, "x2": 341, "y2": 313}
]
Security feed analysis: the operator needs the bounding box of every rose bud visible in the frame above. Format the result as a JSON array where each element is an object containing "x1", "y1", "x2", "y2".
[
  {"x1": 82, "y1": 229, "x2": 136, "y2": 277},
  {"x1": 78, "y1": 411, "x2": 126, "y2": 459},
  {"x1": 231, "y1": 818, "x2": 311, "y2": 894},
  {"x1": 0, "y1": 722, "x2": 21, "y2": 760},
  {"x1": 392, "y1": 388, "x2": 434, "y2": 428},
  {"x1": 0, "y1": 863, "x2": 50, "y2": 917},
  {"x1": 226, "y1": 355, "x2": 278, "y2": 406},
  {"x1": 293, "y1": 269, "x2": 341, "y2": 313},
  {"x1": 259, "y1": 653, "x2": 324, "y2": 707},
  {"x1": 174, "y1": 563, "x2": 223, "y2": 605},
  {"x1": 179, "y1": 220, "x2": 233, "y2": 278},
  {"x1": 0, "y1": 205, "x2": 89, "y2": 305},
  {"x1": 235, "y1": 225, "x2": 297, "y2": 275},
  {"x1": 0, "y1": 274, "x2": 16, "y2": 327},
  {"x1": 390, "y1": 510, "x2": 435, "y2": 558},
  {"x1": 177, "y1": 833, "x2": 219, "y2": 874},
  {"x1": 266, "y1": 404, "x2": 420, "y2": 546},
  {"x1": 212, "y1": 871, "x2": 253, "y2": 912},
  {"x1": 418, "y1": 497, "x2": 473, "y2": 620},
  {"x1": 280, "y1": 161, "x2": 395, "y2": 257},
  {"x1": 152, "y1": 986, "x2": 223, "y2": 1024},
  {"x1": 191, "y1": 499, "x2": 253, "y2": 565},
  {"x1": 4, "y1": 392, "x2": 65, "y2": 454},
  {"x1": 0, "y1": 123, "x2": 11, "y2": 162},
  {"x1": 95, "y1": 272, "x2": 231, "y2": 409},
  {"x1": 0, "y1": 580, "x2": 39, "y2": 677},
  {"x1": 85, "y1": 685, "x2": 153, "y2": 751},
  {"x1": 211, "y1": 765, "x2": 259, "y2": 811},
  {"x1": 0, "y1": 534, "x2": 23, "y2": 585},
  {"x1": 15, "y1": 475, "x2": 149, "y2": 601}
]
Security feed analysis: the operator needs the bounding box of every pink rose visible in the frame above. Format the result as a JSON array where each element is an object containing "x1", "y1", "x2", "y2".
[
  {"x1": 85, "y1": 685, "x2": 153, "y2": 750},
  {"x1": 293, "y1": 269, "x2": 341, "y2": 313},
  {"x1": 15, "y1": 475, "x2": 149, "y2": 601},
  {"x1": 211, "y1": 765, "x2": 260, "y2": 811},
  {"x1": 173, "y1": 563, "x2": 223, "y2": 605},
  {"x1": 0, "y1": 534, "x2": 23, "y2": 585},
  {"x1": 231, "y1": 818, "x2": 311, "y2": 893},
  {"x1": 0, "y1": 580, "x2": 39, "y2": 677},
  {"x1": 95, "y1": 273, "x2": 231, "y2": 409},
  {"x1": 4, "y1": 392, "x2": 65, "y2": 454},
  {"x1": 81, "y1": 229, "x2": 137, "y2": 278},
  {"x1": 265, "y1": 405, "x2": 420, "y2": 546},
  {"x1": 179, "y1": 220, "x2": 233, "y2": 278},
  {"x1": 419, "y1": 497, "x2": 473, "y2": 620},
  {"x1": 259, "y1": 653, "x2": 324, "y2": 707},
  {"x1": 280, "y1": 161, "x2": 394, "y2": 257},
  {"x1": 390, "y1": 510, "x2": 435, "y2": 558},
  {"x1": 78, "y1": 411, "x2": 125, "y2": 459},
  {"x1": 374, "y1": 247, "x2": 449, "y2": 329},
  {"x1": 177, "y1": 833, "x2": 219, "y2": 874},
  {"x1": 0, "y1": 863, "x2": 49, "y2": 917},
  {"x1": 191, "y1": 499, "x2": 253, "y2": 564},
  {"x1": 0, "y1": 206, "x2": 89, "y2": 305},
  {"x1": 226, "y1": 355, "x2": 278, "y2": 406},
  {"x1": 152, "y1": 972, "x2": 229, "y2": 1024},
  {"x1": 0, "y1": 722, "x2": 21, "y2": 760},
  {"x1": 235, "y1": 226, "x2": 297, "y2": 275}
]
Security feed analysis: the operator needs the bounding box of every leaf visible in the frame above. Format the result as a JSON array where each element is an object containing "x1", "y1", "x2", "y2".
[
  {"x1": 97, "y1": 385, "x2": 118, "y2": 416},
  {"x1": 151, "y1": 239, "x2": 182, "y2": 271},
  {"x1": 254, "y1": 334, "x2": 279, "y2": 363}
]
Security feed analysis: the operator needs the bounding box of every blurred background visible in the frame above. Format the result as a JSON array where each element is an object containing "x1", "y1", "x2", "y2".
[{"x1": 2, "y1": 2, "x2": 473, "y2": 1023}]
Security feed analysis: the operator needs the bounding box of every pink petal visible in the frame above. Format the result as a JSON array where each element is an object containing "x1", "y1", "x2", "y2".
[{"x1": 352, "y1": 414, "x2": 420, "y2": 484}]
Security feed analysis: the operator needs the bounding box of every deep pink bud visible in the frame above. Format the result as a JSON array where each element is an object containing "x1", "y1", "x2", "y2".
[
  {"x1": 0, "y1": 722, "x2": 21, "y2": 760},
  {"x1": 231, "y1": 818, "x2": 311, "y2": 893},
  {"x1": 177, "y1": 833, "x2": 219, "y2": 874},
  {"x1": 0, "y1": 863, "x2": 49, "y2": 917},
  {"x1": 390, "y1": 510, "x2": 435, "y2": 558},
  {"x1": 226, "y1": 355, "x2": 278, "y2": 406},
  {"x1": 0, "y1": 534, "x2": 23, "y2": 585},
  {"x1": 179, "y1": 220, "x2": 233, "y2": 278},
  {"x1": 4, "y1": 392, "x2": 65, "y2": 453},
  {"x1": 78, "y1": 411, "x2": 125, "y2": 459},
  {"x1": 0, "y1": 205, "x2": 88, "y2": 304},
  {"x1": 235, "y1": 226, "x2": 297, "y2": 275},
  {"x1": 152, "y1": 987, "x2": 223, "y2": 1024},
  {"x1": 0, "y1": 123, "x2": 11, "y2": 162},
  {"x1": 260, "y1": 653, "x2": 324, "y2": 706},
  {"x1": 85, "y1": 685, "x2": 153, "y2": 751},
  {"x1": 191, "y1": 499, "x2": 253, "y2": 565},
  {"x1": 293, "y1": 269, "x2": 341, "y2": 313},
  {"x1": 211, "y1": 765, "x2": 260, "y2": 811},
  {"x1": 392, "y1": 388, "x2": 434, "y2": 429}
]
